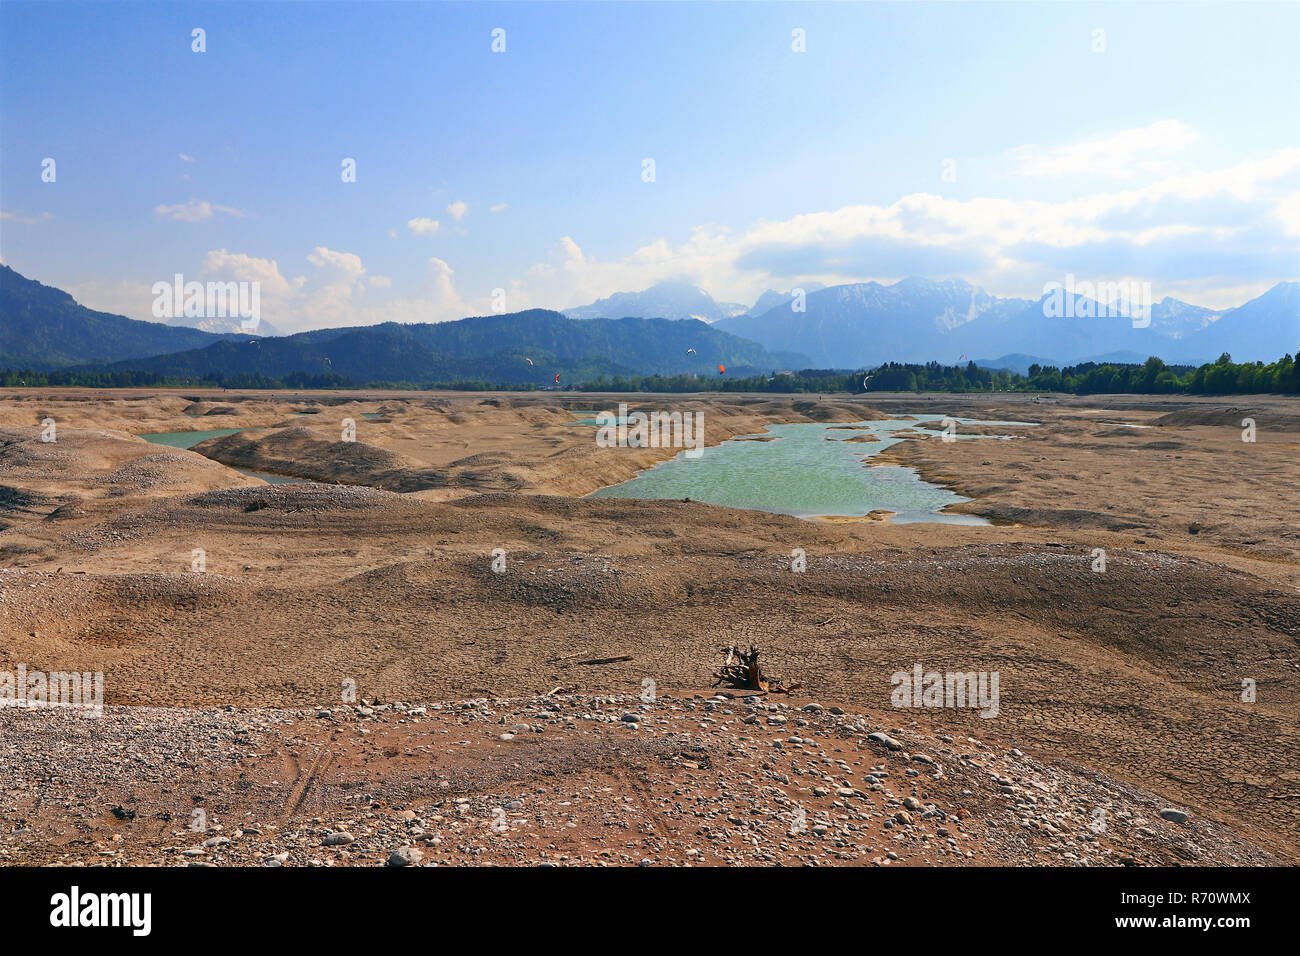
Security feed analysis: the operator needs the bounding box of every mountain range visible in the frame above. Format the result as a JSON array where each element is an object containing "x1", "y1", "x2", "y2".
[
  {"x1": 167, "y1": 313, "x2": 282, "y2": 337},
  {"x1": 0, "y1": 266, "x2": 807, "y2": 383},
  {"x1": 90, "y1": 311, "x2": 809, "y2": 384},
  {"x1": 563, "y1": 280, "x2": 825, "y2": 323},
  {"x1": 2, "y1": 264, "x2": 1295, "y2": 383},
  {"x1": 568, "y1": 276, "x2": 1298, "y2": 368}
]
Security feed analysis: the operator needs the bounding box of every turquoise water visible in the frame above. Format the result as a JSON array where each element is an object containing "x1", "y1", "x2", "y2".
[
  {"x1": 137, "y1": 428, "x2": 249, "y2": 449},
  {"x1": 588, "y1": 416, "x2": 1032, "y2": 523},
  {"x1": 571, "y1": 415, "x2": 631, "y2": 426}
]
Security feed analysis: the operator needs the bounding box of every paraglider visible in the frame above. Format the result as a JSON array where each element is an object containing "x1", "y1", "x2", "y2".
[
  {"x1": 554, "y1": 373, "x2": 561, "y2": 384},
  {"x1": 686, "y1": 348, "x2": 696, "y2": 355},
  {"x1": 525, "y1": 357, "x2": 534, "y2": 366},
  {"x1": 718, "y1": 364, "x2": 725, "y2": 376}
]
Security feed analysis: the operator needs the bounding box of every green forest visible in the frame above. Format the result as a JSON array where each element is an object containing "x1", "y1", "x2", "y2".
[
  {"x1": 2, "y1": 352, "x2": 1296, "y2": 395},
  {"x1": 573, "y1": 353, "x2": 1299, "y2": 395}
]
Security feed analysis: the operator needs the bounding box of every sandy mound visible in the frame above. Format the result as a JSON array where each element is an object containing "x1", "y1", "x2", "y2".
[
  {"x1": 0, "y1": 426, "x2": 259, "y2": 523},
  {"x1": 194, "y1": 427, "x2": 453, "y2": 491},
  {"x1": 1152, "y1": 405, "x2": 1300, "y2": 429}
]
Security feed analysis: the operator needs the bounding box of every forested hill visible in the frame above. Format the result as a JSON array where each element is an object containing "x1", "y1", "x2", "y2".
[
  {"x1": 0, "y1": 264, "x2": 232, "y2": 370},
  {"x1": 82, "y1": 310, "x2": 809, "y2": 385}
]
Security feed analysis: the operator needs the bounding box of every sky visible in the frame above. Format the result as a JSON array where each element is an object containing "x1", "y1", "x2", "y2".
[{"x1": 2, "y1": 0, "x2": 1298, "y2": 333}]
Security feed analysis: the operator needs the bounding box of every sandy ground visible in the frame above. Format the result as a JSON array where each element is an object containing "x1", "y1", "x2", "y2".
[{"x1": 1, "y1": 388, "x2": 1297, "y2": 866}]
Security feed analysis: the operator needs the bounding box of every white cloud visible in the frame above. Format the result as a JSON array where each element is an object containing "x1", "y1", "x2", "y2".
[
  {"x1": 407, "y1": 217, "x2": 440, "y2": 236},
  {"x1": 426, "y1": 257, "x2": 459, "y2": 306},
  {"x1": 490, "y1": 203, "x2": 508, "y2": 213},
  {"x1": 1012, "y1": 120, "x2": 1201, "y2": 180},
  {"x1": 188, "y1": 246, "x2": 467, "y2": 331},
  {"x1": 195, "y1": 247, "x2": 371, "y2": 332},
  {"x1": 306, "y1": 246, "x2": 365, "y2": 278},
  {"x1": 154, "y1": 199, "x2": 245, "y2": 222},
  {"x1": 201, "y1": 249, "x2": 301, "y2": 299},
  {"x1": 66, "y1": 121, "x2": 1300, "y2": 331},
  {"x1": 501, "y1": 137, "x2": 1300, "y2": 312},
  {"x1": 178, "y1": 153, "x2": 195, "y2": 163},
  {"x1": 447, "y1": 201, "x2": 468, "y2": 221},
  {"x1": 0, "y1": 210, "x2": 53, "y2": 224}
]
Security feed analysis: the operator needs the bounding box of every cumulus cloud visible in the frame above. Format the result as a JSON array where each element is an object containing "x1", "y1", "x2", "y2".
[
  {"x1": 70, "y1": 122, "x2": 1300, "y2": 328},
  {"x1": 407, "y1": 217, "x2": 440, "y2": 236},
  {"x1": 305, "y1": 246, "x2": 365, "y2": 278},
  {"x1": 201, "y1": 249, "x2": 301, "y2": 299},
  {"x1": 500, "y1": 133, "x2": 1299, "y2": 312},
  {"x1": 426, "y1": 257, "x2": 460, "y2": 307},
  {"x1": 185, "y1": 246, "x2": 468, "y2": 331},
  {"x1": 1012, "y1": 120, "x2": 1201, "y2": 179},
  {"x1": 154, "y1": 199, "x2": 245, "y2": 222}
]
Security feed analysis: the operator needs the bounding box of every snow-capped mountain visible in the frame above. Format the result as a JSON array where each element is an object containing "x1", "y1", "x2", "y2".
[
  {"x1": 713, "y1": 277, "x2": 1297, "y2": 368},
  {"x1": 167, "y1": 314, "x2": 281, "y2": 337},
  {"x1": 563, "y1": 281, "x2": 748, "y2": 323}
]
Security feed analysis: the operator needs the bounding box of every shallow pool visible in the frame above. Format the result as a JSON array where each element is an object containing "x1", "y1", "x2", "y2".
[
  {"x1": 587, "y1": 415, "x2": 1032, "y2": 523},
  {"x1": 137, "y1": 428, "x2": 251, "y2": 449}
]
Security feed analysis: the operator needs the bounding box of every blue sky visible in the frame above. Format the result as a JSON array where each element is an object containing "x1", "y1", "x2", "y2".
[{"x1": 2, "y1": 0, "x2": 1298, "y2": 331}]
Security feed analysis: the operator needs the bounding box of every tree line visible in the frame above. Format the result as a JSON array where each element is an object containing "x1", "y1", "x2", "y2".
[
  {"x1": 576, "y1": 353, "x2": 1298, "y2": 395},
  {"x1": 3, "y1": 352, "x2": 1295, "y2": 394}
]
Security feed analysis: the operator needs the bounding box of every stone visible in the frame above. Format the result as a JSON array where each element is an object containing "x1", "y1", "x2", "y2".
[{"x1": 388, "y1": 847, "x2": 423, "y2": 867}]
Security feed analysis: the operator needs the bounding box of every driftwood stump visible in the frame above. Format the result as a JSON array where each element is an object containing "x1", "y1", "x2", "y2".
[{"x1": 712, "y1": 644, "x2": 800, "y2": 694}]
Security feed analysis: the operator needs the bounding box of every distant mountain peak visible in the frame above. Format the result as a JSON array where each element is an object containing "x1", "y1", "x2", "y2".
[
  {"x1": 712, "y1": 275, "x2": 1298, "y2": 367},
  {"x1": 563, "y1": 281, "x2": 748, "y2": 323}
]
